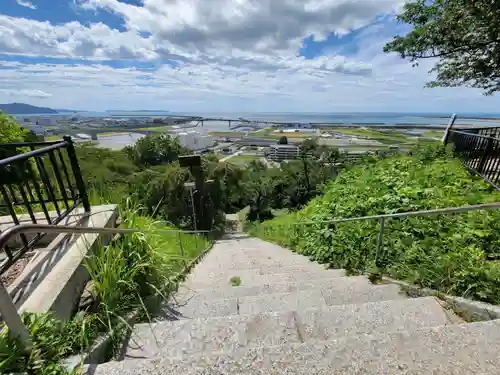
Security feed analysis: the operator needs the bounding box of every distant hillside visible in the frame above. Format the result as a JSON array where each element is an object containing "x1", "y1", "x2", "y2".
[
  {"x1": 55, "y1": 108, "x2": 78, "y2": 113},
  {"x1": 0, "y1": 103, "x2": 58, "y2": 114}
]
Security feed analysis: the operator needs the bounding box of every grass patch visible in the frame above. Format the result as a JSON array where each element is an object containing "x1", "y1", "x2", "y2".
[
  {"x1": 228, "y1": 154, "x2": 261, "y2": 165},
  {"x1": 45, "y1": 135, "x2": 64, "y2": 141},
  {"x1": 424, "y1": 130, "x2": 444, "y2": 138},
  {"x1": 230, "y1": 276, "x2": 241, "y2": 286},
  {"x1": 249, "y1": 144, "x2": 500, "y2": 305},
  {"x1": 209, "y1": 131, "x2": 245, "y2": 137},
  {"x1": 0, "y1": 200, "x2": 210, "y2": 375},
  {"x1": 130, "y1": 126, "x2": 171, "y2": 131},
  {"x1": 248, "y1": 128, "x2": 273, "y2": 136},
  {"x1": 332, "y1": 128, "x2": 411, "y2": 145},
  {"x1": 260, "y1": 132, "x2": 317, "y2": 139}
]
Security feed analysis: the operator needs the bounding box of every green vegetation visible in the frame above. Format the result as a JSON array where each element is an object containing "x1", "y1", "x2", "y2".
[
  {"x1": 424, "y1": 130, "x2": 445, "y2": 138},
  {"x1": 4, "y1": 111, "x2": 491, "y2": 373},
  {"x1": 249, "y1": 128, "x2": 273, "y2": 136},
  {"x1": 334, "y1": 128, "x2": 411, "y2": 145},
  {"x1": 260, "y1": 132, "x2": 316, "y2": 140},
  {"x1": 131, "y1": 126, "x2": 171, "y2": 131},
  {"x1": 385, "y1": 0, "x2": 500, "y2": 95},
  {"x1": 0, "y1": 202, "x2": 208, "y2": 375},
  {"x1": 250, "y1": 144, "x2": 500, "y2": 304},
  {"x1": 209, "y1": 131, "x2": 245, "y2": 137},
  {"x1": 230, "y1": 276, "x2": 241, "y2": 287},
  {"x1": 228, "y1": 154, "x2": 261, "y2": 166},
  {"x1": 46, "y1": 135, "x2": 64, "y2": 141}
]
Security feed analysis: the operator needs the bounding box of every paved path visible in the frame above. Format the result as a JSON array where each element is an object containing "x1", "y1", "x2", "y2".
[
  {"x1": 220, "y1": 151, "x2": 243, "y2": 162},
  {"x1": 91, "y1": 234, "x2": 500, "y2": 374}
]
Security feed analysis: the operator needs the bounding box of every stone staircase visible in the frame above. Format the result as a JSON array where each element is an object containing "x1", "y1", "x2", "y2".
[{"x1": 90, "y1": 234, "x2": 500, "y2": 374}]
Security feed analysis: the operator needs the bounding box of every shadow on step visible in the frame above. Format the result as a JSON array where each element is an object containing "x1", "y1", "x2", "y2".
[
  {"x1": 151, "y1": 296, "x2": 193, "y2": 322},
  {"x1": 221, "y1": 232, "x2": 252, "y2": 240}
]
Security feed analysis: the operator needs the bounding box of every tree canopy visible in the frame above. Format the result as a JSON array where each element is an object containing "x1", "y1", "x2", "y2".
[
  {"x1": 384, "y1": 0, "x2": 500, "y2": 95},
  {"x1": 278, "y1": 136, "x2": 288, "y2": 145}
]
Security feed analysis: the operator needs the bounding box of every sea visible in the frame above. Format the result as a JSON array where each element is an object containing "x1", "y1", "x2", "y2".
[{"x1": 15, "y1": 111, "x2": 500, "y2": 149}]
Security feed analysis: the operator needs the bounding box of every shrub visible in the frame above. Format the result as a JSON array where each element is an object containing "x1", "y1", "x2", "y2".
[{"x1": 250, "y1": 145, "x2": 500, "y2": 304}]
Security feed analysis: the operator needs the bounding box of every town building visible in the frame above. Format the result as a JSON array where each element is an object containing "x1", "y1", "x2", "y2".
[
  {"x1": 170, "y1": 129, "x2": 215, "y2": 150},
  {"x1": 266, "y1": 144, "x2": 300, "y2": 162}
]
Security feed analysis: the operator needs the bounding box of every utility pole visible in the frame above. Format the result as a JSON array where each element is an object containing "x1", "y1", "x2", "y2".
[{"x1": 179, "y1": 155, "x2": 214, "y2": 231}]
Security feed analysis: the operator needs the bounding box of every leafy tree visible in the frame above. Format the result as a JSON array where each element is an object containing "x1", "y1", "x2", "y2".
[
  {"x1": 0, "y1": 112, "x2": 31, "y2": 185},
  {"x1": 384, "y1": 0, "x2": 500, "y2": 95},
  {"x1": 124, "y1": 134, "x2": 188, "y2": 168},
  {"x1": 0, "y1": 111, "x2": 27, "y2": 145},
  {"x1": 278, "y1": 136, "x2": 288, "y2": 145}
]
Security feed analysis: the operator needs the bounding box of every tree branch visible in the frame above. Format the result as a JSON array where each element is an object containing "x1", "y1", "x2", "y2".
[{"x1": 415, "y1": 39, "x2": 500, "y2": 59}]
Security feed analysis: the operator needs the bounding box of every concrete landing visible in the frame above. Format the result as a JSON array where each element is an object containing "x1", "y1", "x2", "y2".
[
  {"x1": 125, "y1": 297, "x2": 450, "y2": 360},
  {"x1": 92, "y1": 319, "x2": 500, "y2": 375},
  {"x1": 7, "y1": 204, "x2": 118, "y2": 319}
]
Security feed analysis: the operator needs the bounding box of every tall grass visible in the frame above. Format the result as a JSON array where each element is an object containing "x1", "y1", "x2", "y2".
[{"x1": 0, "y1": 199, "x2": 210, "y2": 375}]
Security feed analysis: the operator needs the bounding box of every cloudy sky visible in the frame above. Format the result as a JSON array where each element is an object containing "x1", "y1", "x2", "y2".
[{"x1": 0, "y1": 0, "x2": 499, "y2": 113}]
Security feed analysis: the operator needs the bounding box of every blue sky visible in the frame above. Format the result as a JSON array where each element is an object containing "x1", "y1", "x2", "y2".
[{"x1": 0, "y1": 0, "x2": 499, "y2": 113}]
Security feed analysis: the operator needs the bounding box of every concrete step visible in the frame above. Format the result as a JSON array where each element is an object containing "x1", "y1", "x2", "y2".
[
  {"x1": 91, "y1": 320, "x2": 500, "y2": 375},
  {"x1": 162, "y1": 280, "x2": 405, "y2": 320},
  {"x1": 191, "y1": 253, "x2": 327, "y2": 273},
  {"x1": 192, "y1": 257, "x2": 329, "y2": 273},
  {"x1": 166, "y1": 290, "x2": 329, "y2": 319},
  {"x1": 125, "y1": 297, "x2": 450, "y2": 360},
  {"x1": 173, "y1": 275, "x2": 387, "y2": 302},
  {"x1": 191, "y1": 238, "x2": 321, "y2": 271},
  {"x1": 185, "y1": 266, "x2": 345, "y2": 289}
]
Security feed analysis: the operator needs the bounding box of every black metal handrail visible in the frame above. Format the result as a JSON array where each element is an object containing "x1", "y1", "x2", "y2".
[
  {"x1": 0, "y1": 136, "x2": 90, "y2": 274},
  {"x1": 447, "y1": 128, "x2": 500, "y2": 190},
  {"x1": 461, "y1": 126, "x2": 500, "y2": 140}
]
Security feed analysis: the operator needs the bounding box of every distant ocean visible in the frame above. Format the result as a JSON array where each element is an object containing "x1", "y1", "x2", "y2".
[{"x1": 14, "y1": 111, "x2": 500, "y2": 131}]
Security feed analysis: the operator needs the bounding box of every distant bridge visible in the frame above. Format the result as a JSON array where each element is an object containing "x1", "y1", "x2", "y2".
[{"x1": 57, "y1": 128, "x2": 168, "y2": 140}]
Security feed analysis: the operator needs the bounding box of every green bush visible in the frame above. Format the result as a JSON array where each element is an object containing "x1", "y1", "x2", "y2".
[
  {"x1": 250, "y1": 145, "x2": 500, "y2": 304},
  {"x1": 0, "y1": 201, "x2": 210, "y2": 375}
]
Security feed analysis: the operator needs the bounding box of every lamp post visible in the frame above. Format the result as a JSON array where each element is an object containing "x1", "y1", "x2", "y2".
[{"x1": 184, "y1": 181, "x2": 197, "y2": 232}]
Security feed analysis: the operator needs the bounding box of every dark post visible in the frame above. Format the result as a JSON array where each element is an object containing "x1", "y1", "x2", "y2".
[
  {"x1": 442, "y1": 113, "x2": 457, "y2": 145},
  {"x1": 179, "y1": 155, "x2": 206, "y2": 230},
  {"x1": 478, "y1": 137, "x2": 494, "y2": 174},
  {"x1": 64, "y1": 136, "x2": 90, "y2": 212}
]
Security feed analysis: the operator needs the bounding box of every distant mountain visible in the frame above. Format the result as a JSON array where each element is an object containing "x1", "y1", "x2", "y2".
[
  {"x1": 54, "y1": 108, "x2": 79, "y2": 113},
  {"x1": 107, "y1": 110, "x2": 170, "y2": 113},
  {"x1": 0, "y1": 103, "x2": 58, "y2": 114}
]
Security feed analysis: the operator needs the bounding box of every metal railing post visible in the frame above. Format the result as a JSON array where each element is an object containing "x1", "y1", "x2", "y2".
[
  {"x1": 63, "y1": 136, "x2": 90, "y2": 212},
  {"x1": 442, "y1": 113, "x2": 457, "y2": 145},
  {"x1": 0, "y1": 281, "x2": 31, "y2": 350},
  {"x1": 478, "y1": 137, "x2": 494, "y2": 174},
  {"x1": 375, "y1": 217, "x2": 385, "y2": 268},
  {"x1": 178, "y1": 231, "x2": 186, "y2": 266}
]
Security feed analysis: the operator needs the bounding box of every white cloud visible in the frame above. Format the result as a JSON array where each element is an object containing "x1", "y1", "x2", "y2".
[
  {"x1": 1, "y1": 57, "x2": 498, "y2": 113},
  {"x1": 81, "y1": 0, "x2": 404, "y2": 56},
  {"x1": 0, "y1": 15, "x2": 158, "y2": 60},
  {"x1": 1, "y1": 0, "x2": 405, "y2": 62},
  {"x1": 16, "y1": 0, "x2": 36, "y2": 10},
  {"x1": 0, "y1": 88, "x2": 51, "y2": 98},
  {"x1": 0, "y1": 0, "x2": 499, "y2": 112}
]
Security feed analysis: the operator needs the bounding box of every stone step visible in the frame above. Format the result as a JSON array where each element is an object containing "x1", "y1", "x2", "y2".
[
  {"x1": 184, "y1": 267, "x2": 346, "y2": 289},
  {"x1": 161, "y1": 281, "x2": 405, "y2": 320},
  {"x1": 191, "y1": 253, "x2": 325, "y2": 272},
  {"x1": 91, "y1": 320, "x2": 500, "y2": 375},
  {"x1": 125, "y1": 297, "x2": 450, "y2": 360},
  {"x1": 192, "y1": 258, "x2": 329, "y2": 273},
  {"x1": 175, "y1": 275, "x2": 368, "y2": 301},
  {"x1": 167, "y1": 290, "x2": 328, "y2": 319}
]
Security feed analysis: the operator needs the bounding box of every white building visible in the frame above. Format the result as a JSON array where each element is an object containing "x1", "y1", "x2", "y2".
[
  {"x1": 266, "y1": 144, "x2": 300, "y2": 162},
  {"x1": 171, "y1": 130, "x2": 215, "y2": 150},
  {"x1": 16, "y1": 116, "x2": 58, "y2": 126}
]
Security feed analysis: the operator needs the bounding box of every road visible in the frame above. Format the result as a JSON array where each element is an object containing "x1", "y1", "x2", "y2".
[{"x1": 220, "y1": 151, "x2": 243, "y2": 162}]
